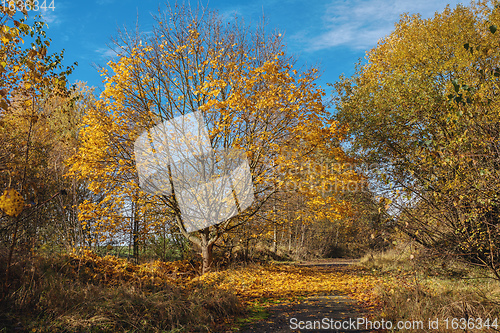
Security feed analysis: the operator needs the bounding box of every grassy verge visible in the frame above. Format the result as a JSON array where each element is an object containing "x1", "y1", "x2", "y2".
[
  {"x1": 234, "y1": 301, "x2": 270, "y2": 328},
  {"x1": 0, "y1": 250, "x2": 244, "y2": 332},
  {"x1": 8, "y1": 246, "x2": 493, "y2": 332},
  {"x1": 360, "y1": 246, "x2": 500, "y2": 332}
]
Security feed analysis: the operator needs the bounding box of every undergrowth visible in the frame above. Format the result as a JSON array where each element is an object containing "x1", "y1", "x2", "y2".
[
  {"x1": 0, "y1": 249, "x2": 243, "y2": 332},
  {"x1": 360, "y1": 245, "x2": 500, "y2": 332}
]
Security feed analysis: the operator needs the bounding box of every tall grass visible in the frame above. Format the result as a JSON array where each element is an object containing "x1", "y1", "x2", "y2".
[
  {"x1": 360, "y1": 245, "x2": 500, "y2": 332},
  {"x1": 0, "y1": 250, "x2": 244, "y2": 332}
]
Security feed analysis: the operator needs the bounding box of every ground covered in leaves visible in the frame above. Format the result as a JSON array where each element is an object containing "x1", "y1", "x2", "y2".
[
  {"x1": 0, "y1": 251, "x2": 386, "y2": 332},
  {"x1": 197, "y1": 261, "x2": 384, "y2": 332},
  {"x1": 198, "y1": 262, "x2": 383, "y2": 309},
  {"x1": 8, "y1": 249, "x2": 497, "y2": 332}
]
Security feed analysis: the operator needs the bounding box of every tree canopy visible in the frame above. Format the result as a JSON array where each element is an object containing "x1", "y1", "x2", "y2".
[
  {"x1": 68, "y1": 4, "x2": 355, "y2": 273},
  {"x1": 334, "y1": 0, "x2": 500, "y2": 278}
]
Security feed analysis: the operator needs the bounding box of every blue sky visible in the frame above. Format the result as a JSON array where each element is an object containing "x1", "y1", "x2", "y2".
[{"x1": 35, "y1": 0, "x2": 464, "y2": 96}]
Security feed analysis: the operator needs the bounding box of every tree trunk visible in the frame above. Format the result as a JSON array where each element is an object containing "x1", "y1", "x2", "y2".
[
  {"x1": 273, "y1": 224, "x2": 277, "y2": 253},
  {"x1": 272, "y1": 185, "x2": 277, "y2": 253},
  {"x1": 173, "y1": 213, "x2": 215, "y2": 274},
  {"x1": 132, "y1": 200, "x2": 139, "y2": 262},
  {"x1": 200, "y1": 227, "x2": 213, "y2": 274},
  {"x1": 300, "y1": 223, "x2": 306, "y2": 248},
  {"x1": 288, "y1": 224, "x2": 292, "y2": 253}
]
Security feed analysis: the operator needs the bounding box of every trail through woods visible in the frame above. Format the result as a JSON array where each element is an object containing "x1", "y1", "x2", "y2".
[{"x1": 236, "y1": 260, "x2": 375, "y2": 333}]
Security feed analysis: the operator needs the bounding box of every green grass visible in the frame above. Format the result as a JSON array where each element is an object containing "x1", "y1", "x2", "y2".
[
  {"x1": 236, "y1": 303, "x2": 269, "y2": 324},
  {"x1": 232, "y1": 302, "x2": 269, "y2": 332}
]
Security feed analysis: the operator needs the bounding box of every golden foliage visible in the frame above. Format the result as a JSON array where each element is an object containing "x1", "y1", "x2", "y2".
[
  {"x1": 335, "y1": 0, "x2": 500, "y2": 275},
  {"x1": 66, "y1": 5, "x2": 358, "y2": 270},
  {"x1": 0, "y1": 187, "x2": 24, "y2": 216},
  {"x1": 62, "y1": 251, "x2": 384, "y2": 311},
  {"x1": 65, "y1": 250, "x2": 196, "y2": 286},
  {"x1": 197, "y1": 263, "x2": 384, "y2": 310}
]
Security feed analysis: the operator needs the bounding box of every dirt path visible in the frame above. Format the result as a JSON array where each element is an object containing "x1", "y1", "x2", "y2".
[{"x1": 237, "y1": 260, "x2": 375, "y2": 333}]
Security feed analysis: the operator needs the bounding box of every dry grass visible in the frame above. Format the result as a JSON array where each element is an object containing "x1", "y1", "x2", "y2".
[
  {"x1": 5, "y1": 245, "x2": 499, "y2": 332},
  {"x1": 0, "y1": 249, "x2": 244, "y2": 332},
  {"x1": 360, "y1": 245, "x2": 500, "y2": 332}
]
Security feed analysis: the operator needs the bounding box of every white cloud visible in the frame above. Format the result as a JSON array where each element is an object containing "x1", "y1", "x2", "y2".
[
  {"x1": 40, "y1": 9, "x2": 60, "y2": 26},
  {"x1": 218, "y1": 0, "x2": 297, "y2": 24},
  {"x1": 95, "y1": 46, "x2": 122, "y2": 59},
  {"x1": 219, "y1": 6, "x2": 243, "y2": 21},
  {"x1": 301, "y1": 0, "x2": 465, "y2": 51}
]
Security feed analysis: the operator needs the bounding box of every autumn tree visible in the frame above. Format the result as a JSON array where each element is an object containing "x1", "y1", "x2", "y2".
[
  {"x1": 0, "y1": 2, "x2": 28, "y2": 111},
  {"x1": 69, "y1": 3, "x2": 354, "y2": 273},
  {"x1": 0, "y1": 5, "x2": 80, "y2": 294},
  {"x1": 334, "y1": 0, "x2": 500, "y2": 279}
]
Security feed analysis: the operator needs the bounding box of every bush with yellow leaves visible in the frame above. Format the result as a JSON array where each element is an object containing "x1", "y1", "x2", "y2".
[
  {"x1": 0, "y1": 187, "x2": 25, "y2": 217},
  {"x1": 64, "y1": 249, "x2": 197, "y2": 287}
]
